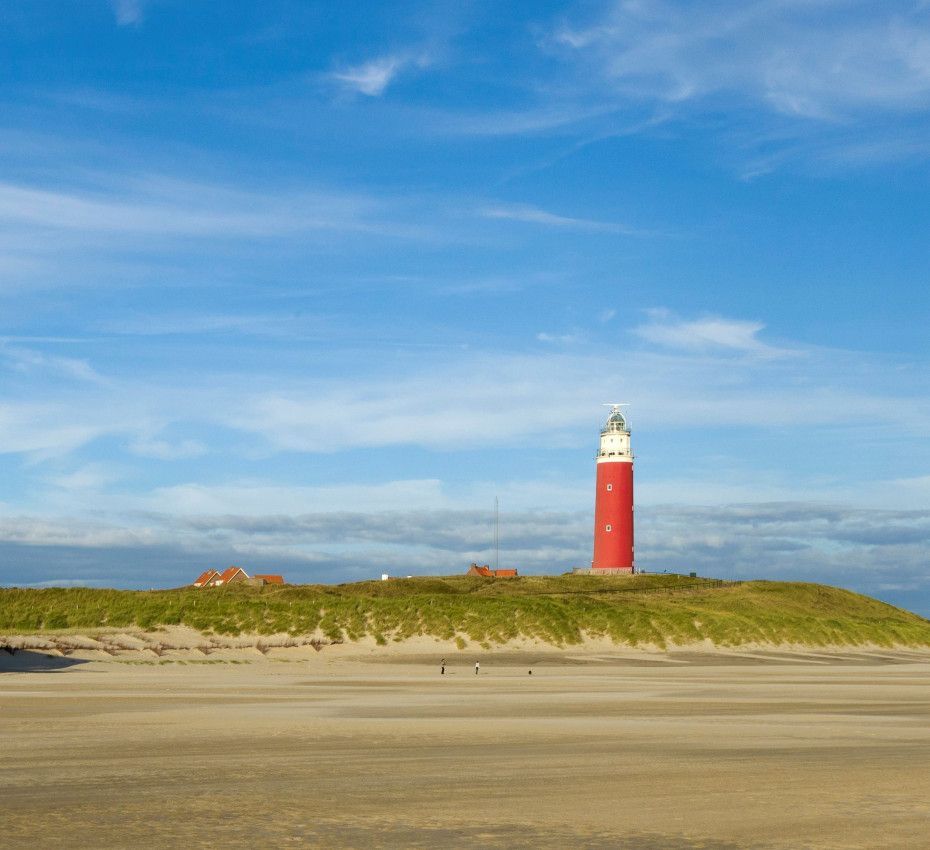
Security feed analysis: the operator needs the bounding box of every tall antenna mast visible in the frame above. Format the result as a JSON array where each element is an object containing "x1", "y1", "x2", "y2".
[{"x1": 494, "y1": 496, "x2": 500, "y2": 573}]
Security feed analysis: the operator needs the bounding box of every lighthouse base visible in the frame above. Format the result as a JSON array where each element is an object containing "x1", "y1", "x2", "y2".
[{"x1": 572, "y1": 567, "x2": 635, "y2": 576}]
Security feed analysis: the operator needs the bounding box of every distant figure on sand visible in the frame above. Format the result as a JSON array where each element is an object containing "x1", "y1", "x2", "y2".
[
  {"x1": 475, "y1": 661, "x2": 480, "y2": 675},
  {"x1": 440, "y1": 658, "x2": 445, "y2": 675}
]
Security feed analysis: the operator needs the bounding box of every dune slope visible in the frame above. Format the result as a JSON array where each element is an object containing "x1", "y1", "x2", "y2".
[{"x1": 2, "y1": 574, "x2": 929, "y2": 649}]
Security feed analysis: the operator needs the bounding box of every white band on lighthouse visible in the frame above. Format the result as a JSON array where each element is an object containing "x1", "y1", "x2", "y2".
[{"x1": 596, "y1": 403, "x2": 633, "y2": 464}]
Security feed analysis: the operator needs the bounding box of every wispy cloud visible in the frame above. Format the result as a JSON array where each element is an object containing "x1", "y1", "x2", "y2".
[
  {"x1": 536, "y1": 331, "x2": 583, "y2": 344},
  {"x1": 481, "y1": 203, "x2": 643, "y2": 235},
  {"x1": 0, "y1": 401, "x2": 128, "y2": 459},
  {"x1": 223, "y1": 345, "x2": 930, "y2": 453},
  {"x1": 0, "y1": 174, "x2": 449, "y2": 285},
  {"x1": 127, "y1": 438, "x2": 207, "y2": 461},
  {"x1": 433, "y1": 103, "x2": 620, "y2": 136},
  {"x1": 21, "y1": 578, "x2": 108, "y2": 588},
  {"x1": 3, "y1": 311, "x2": 928, "y2": 462},
  {"x1": 553, "y1": 1, "x2": 930, "y2": 119},
  {"x1": 331, "y1": 52, "x2": 432, "y2": 96},
  {"x1": 1, "y1": 345, "x2": 106, "y2": 383},
  {"x1": 50, "y1": 464, "x2": 125, "y2": 494},
  {"x1": 142, "y1": 479, "x2": 449, "y2": 516},
  {"x1": 0, "y1": 179, "x2": 378, "y2": 239},
  {"x1": 632, "y1": 310, "x2": 796, "y2": 357},
  {"x1": 99, "y1": 313, "x2": 322, "y2": 339},
  {"x1": 111, "y1": 0, "x2": 144, "y2": 27}
]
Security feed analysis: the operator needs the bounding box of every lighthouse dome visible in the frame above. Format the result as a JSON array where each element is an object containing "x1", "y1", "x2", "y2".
[{"x1": 602, "y1": 409, "x2": 630, "y2": 434}]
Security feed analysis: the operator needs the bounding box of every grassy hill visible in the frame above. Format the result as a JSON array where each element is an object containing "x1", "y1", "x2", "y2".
[{"x1": 2, "y1": 574, "x2": 929, "y2": 649}]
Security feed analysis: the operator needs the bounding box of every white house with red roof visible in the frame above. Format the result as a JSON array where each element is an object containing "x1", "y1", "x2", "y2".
[
  {"x1": 191, "y1": 567, "x2": 285, "y2": 587},
  {"x1": 193, "y1": 569, "x2": 222, "y2": 588},
  {"x1": 215, "y1": 566, "x2": 249, "y2": 585}
]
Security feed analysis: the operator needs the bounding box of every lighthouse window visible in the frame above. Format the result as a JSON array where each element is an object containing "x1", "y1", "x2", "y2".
[
  {"x1": 606, "y1": 484, "x2": 613, "y2": 491},
  {"x1": 605, "y1": 524, "x2": 612, "y2": 532}
]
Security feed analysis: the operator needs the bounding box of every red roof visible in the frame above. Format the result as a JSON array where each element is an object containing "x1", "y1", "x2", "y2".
[
  {"x1": 254, "y1": 574, "x2": 284, "y2": 584},
  {"x1": 193, "y1": 569, "x2": 220, "y2": 587},
  {"x1": 467, "y1": 564, "x2": 517, "y2": 578},
  {"x1": 217, "y1": 566, "x2": 249, "y2": 584}
]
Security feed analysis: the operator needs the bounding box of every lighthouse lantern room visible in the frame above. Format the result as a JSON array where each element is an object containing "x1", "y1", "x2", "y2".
[{"x1": 591, "y1": 404, "x2": 634, "y2": 573}]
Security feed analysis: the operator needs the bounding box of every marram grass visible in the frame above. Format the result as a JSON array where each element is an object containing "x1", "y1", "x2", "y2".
[{"x1": 2, "y1": 574, "x2": 929, "y2": 649}]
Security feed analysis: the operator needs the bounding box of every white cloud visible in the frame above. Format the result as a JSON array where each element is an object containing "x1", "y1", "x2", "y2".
[
  {"x1": 142, "y1": 479, "x2": 448, "y2": 516},
  {"x1": 3, "y1": 314, "x2": 929, "y2": 463},
  {"x1": 3, "y1": 309, "x2": 930, "y2": 536},
  {"x1": 225, "y1": 362, "x2": 597, "y2": 452},
  {"x1": 536, "y1": 331, "x2": 583, "y2": 344},
  {"x1": 632, "y1": 310, "x2": 794, "y2": 357},
  {"x1": 0, "y1": 179, "x2": 378, "y2": 239},
  {"x1": 217, "y1": 346, "x2": 930, "y2": 457},
  {"x1": 332, "y1": 57, "x2": 402, "y2": 96},
  {"x1": 127, "y1": 438, "x2": 207, "y2": 461},
  {"x1": 0, "y1": 402, "x2": 113, "y2": 459},
  {"x1": 553, "y1": 1, "x2": 930, "y2": 119},
  {"x1": 111, "y1": 0, "x2": 144, "y2": 27},
  {"x1": 100, "y1": 313, "x2": 316, "y2": 339},
  {"x1": 50, "y1": 464, "x2": 124, "y2": 493},
  {"x1": 331, "y1": 52, "x2": 431, "y2": 97},
  {"x1": 0, "y1": 516, "x2": 158, "y2": 548},
  {"x1": 0, "y1": 174, "x2": 452, "y2": 292},
  {"x1": 482, "y1": 203, "x2": 642, "y2": 235},
  {"x1": 1, "y1": 345, "x2": 105, "y2": 383},
  {"x1": 433, "y1": 104, "x2": 619, "y2": 136},
  {"x1": 22, "y1": 579, "x2": 107, "y2": 588}
]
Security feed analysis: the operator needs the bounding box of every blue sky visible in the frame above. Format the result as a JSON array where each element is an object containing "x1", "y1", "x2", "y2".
[{"x1": 2, "y1": 1, "x2": 930, "y2": 613}]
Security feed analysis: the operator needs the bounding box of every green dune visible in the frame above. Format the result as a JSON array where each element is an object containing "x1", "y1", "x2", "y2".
[{"x1": 2, "y1": 574, "x2": 929, "y2": 649}]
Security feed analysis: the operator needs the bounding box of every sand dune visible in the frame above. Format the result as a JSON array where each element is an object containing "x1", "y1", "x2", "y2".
[{"x1": 5, "y1": 624, "x2": 929, "y2": 663}]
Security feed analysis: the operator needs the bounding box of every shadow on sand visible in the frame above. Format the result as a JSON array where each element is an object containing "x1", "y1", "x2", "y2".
[{"x1": 0, "y1": 648, "x2": 90, "y2": 673}]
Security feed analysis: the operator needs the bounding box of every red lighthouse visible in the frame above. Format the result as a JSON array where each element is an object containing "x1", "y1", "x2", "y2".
[{"x1": 591, "y1": 404, "x2": 634, "y2": 573}]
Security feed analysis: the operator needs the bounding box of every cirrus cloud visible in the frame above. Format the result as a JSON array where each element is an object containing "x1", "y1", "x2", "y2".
[
  {"x1": 331, "y1": 52, "x2": 433, "y2": 96},
  {"x1": 553, "y1": 0, "x2": 930, "y2": 119}
]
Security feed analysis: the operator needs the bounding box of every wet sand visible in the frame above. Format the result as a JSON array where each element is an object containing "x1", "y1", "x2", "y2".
[{"x1": 2, "y1": 648, "x2": 929, "y2": 849}]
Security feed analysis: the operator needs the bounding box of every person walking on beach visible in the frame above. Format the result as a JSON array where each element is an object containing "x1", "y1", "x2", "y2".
[
  {"x1": 475, "y1": 660, "x2": 480, "y2": 675},
  {"x1": 440, "y1": 658, "x2": 445, "y2": 675}
]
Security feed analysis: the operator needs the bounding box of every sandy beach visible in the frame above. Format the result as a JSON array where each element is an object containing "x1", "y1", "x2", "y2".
[{"x1": 2, "y1": 644, "x2": 929, "y2": 849}]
